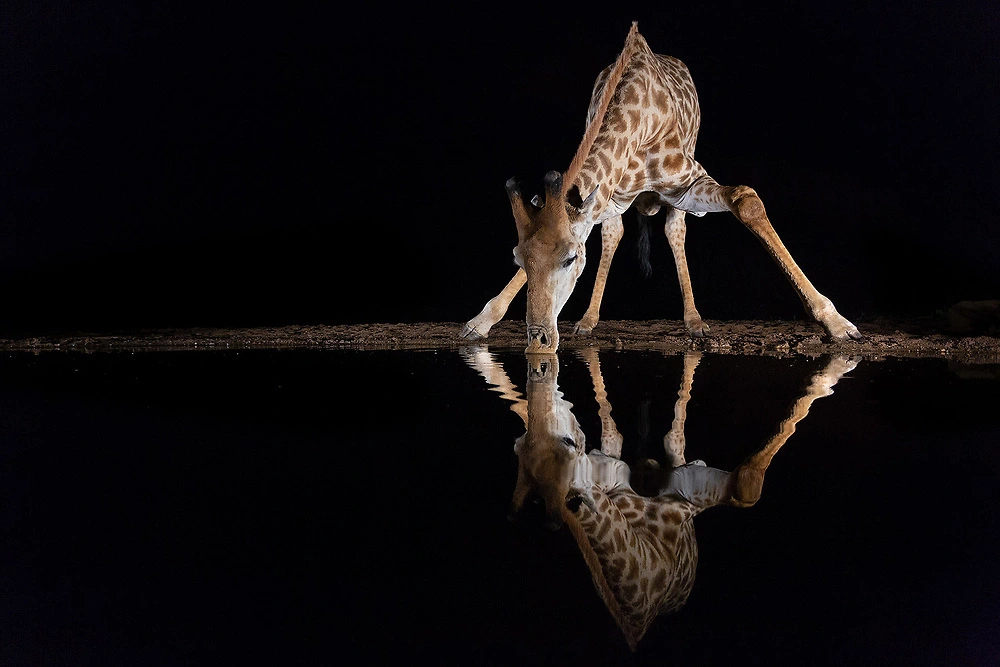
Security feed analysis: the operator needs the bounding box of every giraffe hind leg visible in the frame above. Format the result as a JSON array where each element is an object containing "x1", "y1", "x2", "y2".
[
  {"x1": 663, "y1": 207, "x2": 709, "y2": 338},
  {"x1": 671, "y1": 174, "x2": 862, "y2": 342}
]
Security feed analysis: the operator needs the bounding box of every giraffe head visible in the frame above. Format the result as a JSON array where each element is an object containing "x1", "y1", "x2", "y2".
[
  {"x1": 509, "y1": 353, "x2": 591, "y2": 529},
  {"x1": 508, "y1": 171, "x2": 595, "y2": 353},
  {"x1": 506, "y1": 25, "x2": 644, "y2": 354}
]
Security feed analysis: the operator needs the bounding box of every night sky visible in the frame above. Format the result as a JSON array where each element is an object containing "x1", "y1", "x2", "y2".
[{"x1": 3, "y1": 2, "x2": 998, "y2": 334}]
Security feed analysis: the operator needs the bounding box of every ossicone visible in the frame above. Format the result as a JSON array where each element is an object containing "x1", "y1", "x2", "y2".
[
  {"x1": 543, "y1": 171, "x2": 563, "y2": 199},
  {"x1": 505, "y1": 177, "x2": 522, "y2": 199}
]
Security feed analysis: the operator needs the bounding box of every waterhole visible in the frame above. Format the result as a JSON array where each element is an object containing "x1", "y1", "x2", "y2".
[{"x1": 1, "y1": 348, "x2": 997, "y2": 664}]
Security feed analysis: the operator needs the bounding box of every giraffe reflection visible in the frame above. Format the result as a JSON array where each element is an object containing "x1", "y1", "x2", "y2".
[{"x1": 462, "y1": 348, "x2": 859, "y2": 651}]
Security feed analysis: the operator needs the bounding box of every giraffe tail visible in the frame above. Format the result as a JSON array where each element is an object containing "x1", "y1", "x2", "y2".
[{"x1": 636, "y1": 214, "x2": 653, "y2": 278}]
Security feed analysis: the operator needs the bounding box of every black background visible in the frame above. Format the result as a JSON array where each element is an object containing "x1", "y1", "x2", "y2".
[{"x1": 3, "y1": 1, "x2": 999, "y2": 334}]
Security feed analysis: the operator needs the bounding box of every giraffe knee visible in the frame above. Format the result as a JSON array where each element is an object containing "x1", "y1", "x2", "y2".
[
  {"x1": 603, "y1": 216, "x2": 624, "y2": 243},
  {"x1": 731, "y1": 464, "x2": 765, "y2": 507},
  {"x1": 729, "y1": 186, "x2": 765, "y2": 222}
]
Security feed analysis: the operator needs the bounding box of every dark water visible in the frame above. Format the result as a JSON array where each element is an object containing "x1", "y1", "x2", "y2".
[{"x1": 1, "y1": 348, "x2": 997, "y2": 665}]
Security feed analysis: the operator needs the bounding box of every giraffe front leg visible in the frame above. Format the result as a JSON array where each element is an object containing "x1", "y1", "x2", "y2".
[
  {"x1": 673, "y1": 174, "x2": 862, "y2": 342},
  {"x1": 663, "y1": 208, "x2": 709, "y2": 338},
  {"x1": 460, "y1": 269, "x2": 527, "y2": 340},
  {"x1": 725, "y1": 186, "x2": 861, "y2": 341},
  {"x1": 574, "y1": 215, "x2": 623, "y2": 335}
]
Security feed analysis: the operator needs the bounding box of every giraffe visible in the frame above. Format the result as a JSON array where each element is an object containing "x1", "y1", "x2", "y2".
[
  {"x1": 460, "y1": 22, "x2": 861, "y2": 353},
  {"x1": 461, "y1": 347, "x2": 860, "y2": 650}
]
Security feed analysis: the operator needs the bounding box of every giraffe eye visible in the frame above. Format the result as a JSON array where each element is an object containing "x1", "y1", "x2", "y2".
[
  {"x1": 566, "y1": 495, "x2": 584, "y2": 513},
  {"x1": 562, "y1": 255, "x2": 577, "y2": 269},
  {"x1": 562, "y1": 436, "x2": 577, "y2": 448}
]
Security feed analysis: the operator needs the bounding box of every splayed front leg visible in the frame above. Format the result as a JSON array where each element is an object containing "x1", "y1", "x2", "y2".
[
  {"x1": 727, "y1": 186, "x2": 862, "y2": 341},
  {"x1": 670, "y1": 174, "x2": 861, "y2": 342},
  {"x1": 460, "y1": 269, "x2": 527, "y2": 340}
]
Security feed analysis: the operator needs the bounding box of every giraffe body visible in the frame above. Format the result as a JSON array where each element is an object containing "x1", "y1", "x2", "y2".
[{"x1": 461, "y1": 23, "x2": 861, "y2": 352}]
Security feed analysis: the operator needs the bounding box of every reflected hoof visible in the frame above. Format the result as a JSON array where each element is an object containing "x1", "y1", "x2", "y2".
[
  {"x1": 825, "y1": 355, "x2": 862, "y2": 378},
  {"x1": 827, "y1": 327, "x2": 863, "y2": 343}
]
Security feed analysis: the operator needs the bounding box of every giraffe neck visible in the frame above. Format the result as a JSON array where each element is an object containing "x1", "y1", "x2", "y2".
[
  {"x1": 567, "y1": 37, "x2": 701, "y2": 228},
  {"x1": 568, "y1": 41, "x2": 665, "y2": 225},
  {"x1": 567, "y1": 486, "x2": 698, "y2": 650}
]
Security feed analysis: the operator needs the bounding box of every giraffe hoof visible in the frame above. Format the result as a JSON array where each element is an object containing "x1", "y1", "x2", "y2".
[
  {"x1": 821, "y1": 312, "x2": 862, "y2": 342},
  {"x1": 573, "y1": 320, "x2": 597, "y2": 335},
  {"x1": 686, "y1": 320, "x2": 710, "y2": 338},
  {"x1": 459, "y1": 323, "x2": 485, "y2": 340},
  {"x1": 825, "y1": 324, "x2": 863, "y2": 342}
]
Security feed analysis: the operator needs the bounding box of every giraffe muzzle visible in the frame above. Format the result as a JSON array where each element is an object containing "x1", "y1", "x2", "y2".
[
  {"x1": 527, "y1": 355, "x2": 556, "y2": 381},
  {"x1": 525, "y1": 325, "x2": 555, "y2": 353}
]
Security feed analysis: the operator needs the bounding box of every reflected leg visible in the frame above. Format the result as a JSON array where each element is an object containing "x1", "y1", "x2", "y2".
[
  {"x1": 729, "y1": 355, "x2": 861, "y2": 507},
  {"x1": 664, "y1": 351, "x2": 702, "y2": 467},
  {"x1": 577, "y1": 348, "x2": 623, "y2": 457},
  {"x1": 458, "y1": 346, "x2": 528, "y2": 425}
]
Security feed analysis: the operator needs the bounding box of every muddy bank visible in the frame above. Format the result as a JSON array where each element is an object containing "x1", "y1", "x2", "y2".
[{"x1": 1, "y1": 317, "x2": 998, "y2": 364}]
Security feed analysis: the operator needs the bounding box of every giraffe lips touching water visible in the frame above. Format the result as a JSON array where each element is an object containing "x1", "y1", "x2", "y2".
[{"x1": 525, "y1": 325, "x2": 555, "y2": 353}]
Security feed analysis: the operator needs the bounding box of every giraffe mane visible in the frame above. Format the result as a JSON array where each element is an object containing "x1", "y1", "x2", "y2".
[
  {"x1": 562, "y1": 21, "x2": 645, "y2": 196},
  {"x1": 563, "y1": 510, "x2": 637, "y2": 648}
]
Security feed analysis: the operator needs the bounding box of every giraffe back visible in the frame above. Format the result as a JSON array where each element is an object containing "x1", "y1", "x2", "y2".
[
  {"x1": 587, "y1": 51, "x2": 701, "y2": 155},
  {"x1": 574, "y1": 39, "x2": 705, "y2": 217}
]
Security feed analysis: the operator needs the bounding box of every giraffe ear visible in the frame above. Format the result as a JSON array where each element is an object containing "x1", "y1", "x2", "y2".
[
  {"x1": 505, "y1": 177, "x2": 523, "y2": 200},
  {"x1": 566, "y1": 185, "x2": 584, "y2": 209},
  {"x1": 543, "y1": 171, "x2": 563, "y2": 201},
  {"x1": 566, "y1": 184, "x2": 599, "y2": 214}
]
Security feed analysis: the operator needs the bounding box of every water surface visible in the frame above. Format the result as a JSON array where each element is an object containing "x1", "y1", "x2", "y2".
[{"x1": 1, "y1": 348, "x2": 997, "y2": 665}]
